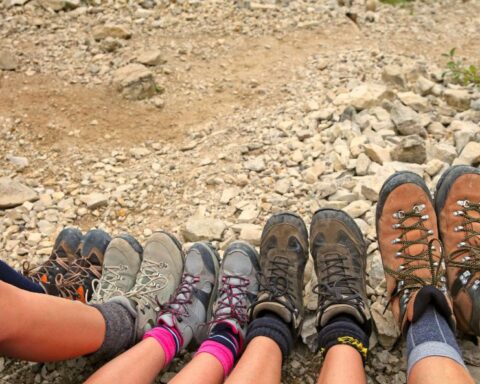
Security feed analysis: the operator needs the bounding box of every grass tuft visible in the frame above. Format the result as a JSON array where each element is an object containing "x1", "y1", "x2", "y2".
[{"x1": 442, "y1": 48, "x2": 480, "y2": 88}]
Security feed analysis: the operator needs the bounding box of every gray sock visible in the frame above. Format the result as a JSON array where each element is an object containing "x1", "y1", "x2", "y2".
[
  {"x1": 407, "y1": 304, "x2": 466, "y2": 377},
  {"x1": 89, "y1": 301, "x2": 136, "y2": 361}
]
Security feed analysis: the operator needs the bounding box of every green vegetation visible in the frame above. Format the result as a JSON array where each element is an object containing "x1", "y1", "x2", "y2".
[{"x1": 443, "y1": 48, "x2": 480, "y2": 87}]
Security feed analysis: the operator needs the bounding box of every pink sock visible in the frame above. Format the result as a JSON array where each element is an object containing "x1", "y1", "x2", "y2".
[
  {"x1": 143, "y1": 326, "x2": 183, "y2": 367},
  {"x1": 196, "y1": 340, "x2": 235, "y2": 377}
]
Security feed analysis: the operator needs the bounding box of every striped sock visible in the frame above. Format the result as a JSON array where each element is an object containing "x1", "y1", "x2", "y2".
[
  {"x1": 143, "y1": 325, "x2": 183, "y2": 367},
  {"x1": 197, "y1": 322, "x2": 240, "y2": 377}
]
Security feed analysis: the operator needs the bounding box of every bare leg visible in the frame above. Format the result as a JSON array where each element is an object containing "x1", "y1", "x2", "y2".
[
  {"x1": 170, "y1": 353, "x2": 223, "y2": 384},
  {"x1": 0, "y1": 281, "x2": 105, "y2": 361},
  {"x1": 317, "y1": 345, "x2": 366, "y2": 384},
  {"x1": 409, "y1": 356, "x2": 474, "y2": 384},
  {"x1": 87, "y1": 339, "x2": 224, "y2": 384},
  {"x1": 86, "y1": 339, "x2": 165, "y2": 384},
  {"x1": 226, "y1": 337, "x2": 282, "y2": 384}
]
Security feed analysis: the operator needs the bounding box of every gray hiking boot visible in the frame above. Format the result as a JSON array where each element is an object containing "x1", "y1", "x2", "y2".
[
  {"x1": 111, "y1": 231, "x2": 184, "y2": 341},
  {"x1": 89, "y1": 235, "x2": 143, "y2": 304},
  {"x1": 310, "y1": 209, "x2": 371, "y2": 333},
  {"x1": 157, "y1": 242, "x2": 220, "y2": 348},
  {"x1": 210, "y1": 241, "x2": 260, "y2": 342},
  {"x1": 250, "y1": 212, "x2": 309, "y2": 336}
]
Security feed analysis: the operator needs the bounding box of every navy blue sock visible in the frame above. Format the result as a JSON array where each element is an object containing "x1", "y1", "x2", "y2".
[
  {"x1": 0, "y1": 260, "x2": 44, "y2": 294},
  {"x1": 208, "y1": 322, "x2": 240, "y2": 359}
]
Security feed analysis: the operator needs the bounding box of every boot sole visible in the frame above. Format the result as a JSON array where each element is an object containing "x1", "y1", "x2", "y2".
[
  {"x1": 434, "y1": 165, "x2": 480, "y2": 217},
  {"x1": 311, "y1": 208, "x2": 365, "y2": 249},
  {"x1": 375, "y1": 171, "x2": 432, "y2": 233}
]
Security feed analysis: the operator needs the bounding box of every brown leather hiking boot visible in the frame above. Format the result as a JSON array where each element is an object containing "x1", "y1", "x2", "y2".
[
  {"x1": 436, "y1": 165, "x2": 480, "y2": 336},
  {"x1": 376, "y1": 172, "x2": 454, "y2": 332},
  {"x1": 23, "y1": 227, "x2": 83, "y2": 295},
  {"x1": 250, "y1": 212, "x2": 308, "y2": 335},
  {"x1": 56, "y1": 229, "x2": 111, "y2": 303},
  {"x1": 310, "y1": 209, "x2": 371, "y2": 334}
]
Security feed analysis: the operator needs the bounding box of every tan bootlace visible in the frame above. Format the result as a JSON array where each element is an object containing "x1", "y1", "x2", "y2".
[
  {"x1": 55, "y1": 258, "x2": 102, "y2": 299},
  {"x1": 386, "y1": 204, "x2": 446, "y2": 304},
  {"x1": 22, "y1": 256, "x2": 70, "y2": 282},
  {"x1": 89, "y1": 264, "x2": 128, "y2": 303},
  {"x1": 449, "y1": 200, "x2": 480, "y2": 275}
]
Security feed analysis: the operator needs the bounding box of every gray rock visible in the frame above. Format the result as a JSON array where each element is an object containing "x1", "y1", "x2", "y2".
[
  {"x1": 444, "y1": 89, "x2": 471, "y2": 111},
  {"x1": 0, "y1": 177, "x2": 38, "y2": 209},
  {"x1": 238, "y1": 224, "x2": 262, "y2": 246},
  {"x1": 382, "y1": 65, "x2": 406, "y2": 89},
  {"x1": 112, "y1": 64, "x2": 157, "y2": 100},
  {"x1": 274, "y1": 179, "x2": 291, "y2": 195},
  {"x1": 183, "y1": 217, "x2": 227, "y2": 241},
  {"x1": 355, "y1": 153, "x2": 371, "y2": 176},
  {"x1": 416, "y1": 76, "x2": 435, "y2": 96},
  {"x1": 6, "y1": 155, "x2": 29, "y2": 170},
  {"x1": 397, "y1": 92, "x2": 429, "y2": 113},
  {"x1": 93, "y1": 25, "x2": 132, "y2": 41},
  {"x1": 344, "y1": 200, "x2": 371, "y2": 218},
  {"x1": 0, "y1": 50, "x2": 17, "y2": 71},
  {"x1": 334, "y1": 83, "x2": 390, "y2": 111},
  {"x1": 391, "y1": 135, "x2": 426, "y2": 164},
  {"x1": 316, "y1": 182, "x2": 337, "y2": 199},
  {"x1": 390, "y1": 101, "x2": 426, "y2": 136},
  {"x1": 371, "y1": 301, "x2": 400, "y2": 349},
  {"x1": 244, "y1": 157, "x2": 266, "y2": 172},
  {"x1": 367, "y1": 251, "x2": 384, "y2": 288},
  {"x1": 220, "y1": 187, "x2": 238, "y2": 204},
  {"x1": 100, "y1": 38, "x2": 122, "y2": 53},
  {"x1": 471, "y1": 99, "x2": 480, "y2": 111},
  {"x1": 137, "y1": 50, "x2": 166, "y2": 66},
  {"x1": 364, "y1": 143, "x2": 391, "y2": 165},
  {"x1": 360, "y1": 177, "x2": 383, "y2": 201},
  {"x1": 39, "y1": 0, "x2": 80, "y2": 11},
  {"x1": 5, "y1": 0, "x2": 30, "y2": 6},
  {"x1": 429, "y1": 142, "x2": 457, "y2": 164},
  {"x1": 453, "y1": 141, "x2": 480, "y2": 166},
  {"x1": 425, "y1": 159, "x2": 446, "y2": 177},
  {"x1": 81, "y1": 192, "x2": 108, "y2": 209}
]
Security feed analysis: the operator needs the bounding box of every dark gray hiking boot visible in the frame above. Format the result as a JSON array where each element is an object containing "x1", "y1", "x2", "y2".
[
  {"x1": 157, "y1": 242, "x2": 220, "y2": 348},
  {"x1": 310, "y1": 209, "x2": 371, "y2": 332},
  {"x1": 250, "y1": 212, "x2": 309, "y2": 336},
  {"x1": 210, "y1": 241, "x2": 260, "y2": 342},
  {"x1": 23, "y1": 227, "x2": 83, "y2": 296}
]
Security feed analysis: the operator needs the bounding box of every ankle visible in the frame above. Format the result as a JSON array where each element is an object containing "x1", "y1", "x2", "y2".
[{"x1": 317, "y1": 315, "x2": 369, "y2": 364}]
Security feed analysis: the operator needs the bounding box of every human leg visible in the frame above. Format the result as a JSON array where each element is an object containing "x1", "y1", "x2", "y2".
[
  {"x1": 0, "y1": 259, "x2": 44, "y2": 293},
  {"x1": 226, "y1": 336, "x2": 282, "y2": 384},
  {"x1": 317, "y1": 345, "x2": 365, "y2": 384},
  {"x1": 0, "y1": 235, "x2": 143, "y2": 362},
  {"x1": 0, "y1": 280, "x2": 105, "y2": 361}
]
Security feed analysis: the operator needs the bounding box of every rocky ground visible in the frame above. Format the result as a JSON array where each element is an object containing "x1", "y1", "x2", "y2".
[{"x1": 1, "y1": 0, "x2": 480, "y2": 382}]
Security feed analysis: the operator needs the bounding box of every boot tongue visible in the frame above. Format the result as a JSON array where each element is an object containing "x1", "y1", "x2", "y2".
[
  {"x1": 318, "y1": 304, "x2": 364, "y2": 328},
  {"x1": 410, "y1": 285, "x2": 453, "y2": 327}
]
